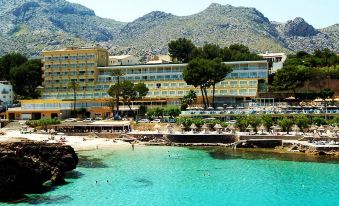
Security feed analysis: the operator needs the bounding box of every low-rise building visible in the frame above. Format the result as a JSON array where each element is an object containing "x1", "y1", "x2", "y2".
[
  {"x1": 258, "y1": 52, "x2": 287, "y2": 73},
  {"x1": 147, "y1": 55, "x2": 173, "y2": 64},
  {"x1": 109, "y1": 55, "x2": 139, "y2": 66}
]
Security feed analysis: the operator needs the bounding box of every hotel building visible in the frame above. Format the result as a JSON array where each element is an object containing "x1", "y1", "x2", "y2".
[{"x1": 7, "y1": 47, "x2": 268, "y2": 120}]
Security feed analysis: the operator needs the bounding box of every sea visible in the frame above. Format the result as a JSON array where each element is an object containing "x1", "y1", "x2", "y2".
[{"x1": 6, "y1": 146, "x2": 339, "y2": 206}]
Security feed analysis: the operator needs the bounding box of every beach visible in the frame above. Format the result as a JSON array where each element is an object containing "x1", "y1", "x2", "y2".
[{"x1": 0, "y1": 128, "x2": 130, "y2": 151}]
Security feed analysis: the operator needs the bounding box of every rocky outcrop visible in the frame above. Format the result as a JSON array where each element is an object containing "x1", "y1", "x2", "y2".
[{"x1": 0, "y1": 141, "x2": 78, "y2": 202}]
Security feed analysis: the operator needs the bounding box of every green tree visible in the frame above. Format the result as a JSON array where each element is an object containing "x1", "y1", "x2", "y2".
[
  {"x1": 181, "y1": 90, "x2": 197, "y2": 110},
  {"x1": 111, "y1": 70, "x2": 125, "y2": 118},
  {"x1": 68, "y1": 81, "x2": 79, "y2": 115},
  {"x1": 294, "y1": 115, "x2": 309, "y2": 132},
  {"x1": 236, "y1": 116, "x2": 250, "y2": 132},
  {"x1": 248, "y1": 116, "x2": 262, "y2": 134},
  {"x1": 184, "y1": 58, "x2": 210, "y2": 108},
  {"x1": 134, "y1": 83, "x2": 149, "y2": 98},
  {"x1": 207, "y1": 58, "x2": 232, "y2": 108},
  {"x1": 0, "y1": 53, "x2": 27, "y2": 80},
  {"x1": 278, "y1": 118, "x2": 294, "y2": 134},
  {"x1": 202, "y1": 44, "x2": 223, "y2": 60},
  {"x1": 119, "y1": 81, "x2": 149, "y2": 117},
  {"x1": 147, "y1": 107, "x2": 164, "y2": 119},
  {"x1": 272, "y1": 65, "x2": 307, "y2": 95},
  {"x1": 261, "y1": 115, "x2": 274, "y2": 131},
  {"x1": 319, "y1": 88, "x2": 334, "y2": 100},
  {"x1": 312, "y1": 117, "x2": 327, "y2": 126},
  {"x1": 10, "y1": 59, "x2": 42, "y2": 99},
  {"x1": 168, "y1": 38, "x2": 196, "y2": 63},
  {"x1": 164, "y1": 106, "x2": 181, "y2": 118}
]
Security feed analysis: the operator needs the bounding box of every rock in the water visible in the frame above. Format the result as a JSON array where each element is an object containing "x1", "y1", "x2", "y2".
[{"x1": 0, "y1": 141, "x2": 78, "y2": 201}]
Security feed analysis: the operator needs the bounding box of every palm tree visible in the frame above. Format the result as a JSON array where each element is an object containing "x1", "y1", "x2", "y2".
[
  {"x1": 68, "y1": 81, "x2": 79, "y2": 116},
  {"x1": 111, "y1": 70, "x2": 125, "y2": 119}
]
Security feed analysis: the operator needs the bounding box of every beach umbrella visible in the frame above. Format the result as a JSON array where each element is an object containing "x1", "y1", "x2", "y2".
[
  {"x1": 313, "y1": 132, "x2": 321, "y2": 138},
  {"x1": 285, "y1": 96, "x2": 296, "y2": 100},
  {"x1": 317, "y1": 125, "x2": 325, "y2": 131},
  {"x1": 246, "y1": 125, "x2": 253, "y2": 131},
  {"x1": 201, "y1": 124, "x2": 209, "y2": 134},
  {"x1": 308, "y1": 125, "x2": 318, "y2": 131},
  {"x1": 217, "y1": 107, "x2": 224, "y2": 110},
  {"x1": 214, "y1": 124, "x2": 223, "y2": 129},
  {"x1": 180, "y1": 124, "x2": 186, "y2": 134},
  {"x1": 258, "y1": 124, "x2": 266, "y2": 134},
  {"x1": 227, "y1": 124, "x2": 236, "y2": 134},
  {"x1": 190, "y1": 124, "x2": 198, "y2": 133},
  {"x1": 214, "y1": 124, "x2": 223, "y2": 134},
  {"x1": 292, "y1": 124, "x2": 300, "y2": 132},
  {"x1": 292, "y1": 124, "x2": 300, "y2": 135},
  {"x1": 274, "y1": 125, "x2": 282, "y2": 131}
]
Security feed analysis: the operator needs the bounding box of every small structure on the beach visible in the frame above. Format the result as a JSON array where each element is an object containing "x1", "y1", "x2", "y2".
[
  {"x1": 190, "y1": 124, "x2": 198, "y2": 133},
  {"x1": 54, "y1": 121, "x2": 131, "y2": 134},
  {"x1": 201, "y1": 124, "x2": 209, "y2": 134},
  {"x1": 214, "y1": 124, "x2": 223, "y2": 134}
]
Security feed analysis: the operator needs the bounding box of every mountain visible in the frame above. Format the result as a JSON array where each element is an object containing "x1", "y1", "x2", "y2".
[
  {"x1": 0, "y1": 0, "x2": 125, "y2": 57},
  {"x1": 0, "y1": 1, "x2": 337, "y2": 57}
]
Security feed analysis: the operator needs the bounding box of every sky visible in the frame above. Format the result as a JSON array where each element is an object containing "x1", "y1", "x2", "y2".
[{"x1": 68, "y1": 0, "x2": 339, "y2": 28}]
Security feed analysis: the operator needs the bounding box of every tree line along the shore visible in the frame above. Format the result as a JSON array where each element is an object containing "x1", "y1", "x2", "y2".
[{"x1": 176, "y1": 115, "x2": 339, "y2": 134}]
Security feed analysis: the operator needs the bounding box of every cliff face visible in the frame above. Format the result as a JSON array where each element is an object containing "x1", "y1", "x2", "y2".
[{"x1": 0, "y1": 141, "x2": 78, "y2": 202}]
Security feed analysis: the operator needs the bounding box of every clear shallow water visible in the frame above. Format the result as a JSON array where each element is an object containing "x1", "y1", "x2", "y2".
[{"x1": 8, "y1": 146, "x2": 339, "y2": 206}]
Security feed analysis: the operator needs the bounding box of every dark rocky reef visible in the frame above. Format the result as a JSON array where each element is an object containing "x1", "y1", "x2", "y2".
[{"x1": 0, "y1": 141, "x2": 78, "y2": 202}]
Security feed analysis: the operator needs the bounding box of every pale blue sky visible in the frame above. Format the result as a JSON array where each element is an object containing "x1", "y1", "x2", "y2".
[{"x1": 68, "y1": 0, "x2": 339, "y2": 28}]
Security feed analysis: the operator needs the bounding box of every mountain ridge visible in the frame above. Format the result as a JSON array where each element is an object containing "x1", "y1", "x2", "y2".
[{"x1": 0, "y1": 1, "x2": 337, "y2": 57}]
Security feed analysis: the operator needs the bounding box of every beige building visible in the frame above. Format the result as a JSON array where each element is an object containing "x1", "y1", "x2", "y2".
[
  {"x1": 109, "y1": 55, "x2": 139, "y2": 66},
  {"x1": 147, "y1": 55, "x2": 173, "y2": 64}
]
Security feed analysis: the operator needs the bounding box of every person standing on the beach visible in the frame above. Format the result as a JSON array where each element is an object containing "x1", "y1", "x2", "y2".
[{"x1": 132, "y1": 143, "x2": 135, "y2": 151}]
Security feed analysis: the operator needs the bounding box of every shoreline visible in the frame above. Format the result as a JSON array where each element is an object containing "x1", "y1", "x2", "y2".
[{"x1": 1, "y1": 128, "x2": 338, "y2": 157}]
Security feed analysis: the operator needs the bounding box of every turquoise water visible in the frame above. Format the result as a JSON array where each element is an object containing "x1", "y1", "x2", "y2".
[{"x1": 8, "y1": 146, "x2": 339, "y2": 206}]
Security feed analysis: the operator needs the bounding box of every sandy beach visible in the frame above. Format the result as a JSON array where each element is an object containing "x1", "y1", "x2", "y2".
[{"x1": 0, "y1": 129, "x2": 130, "y2": 151}]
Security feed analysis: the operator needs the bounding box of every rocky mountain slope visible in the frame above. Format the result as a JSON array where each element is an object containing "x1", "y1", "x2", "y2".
[{"x1": 0, "y1": 1, "x2": 337, "y2": 57}]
